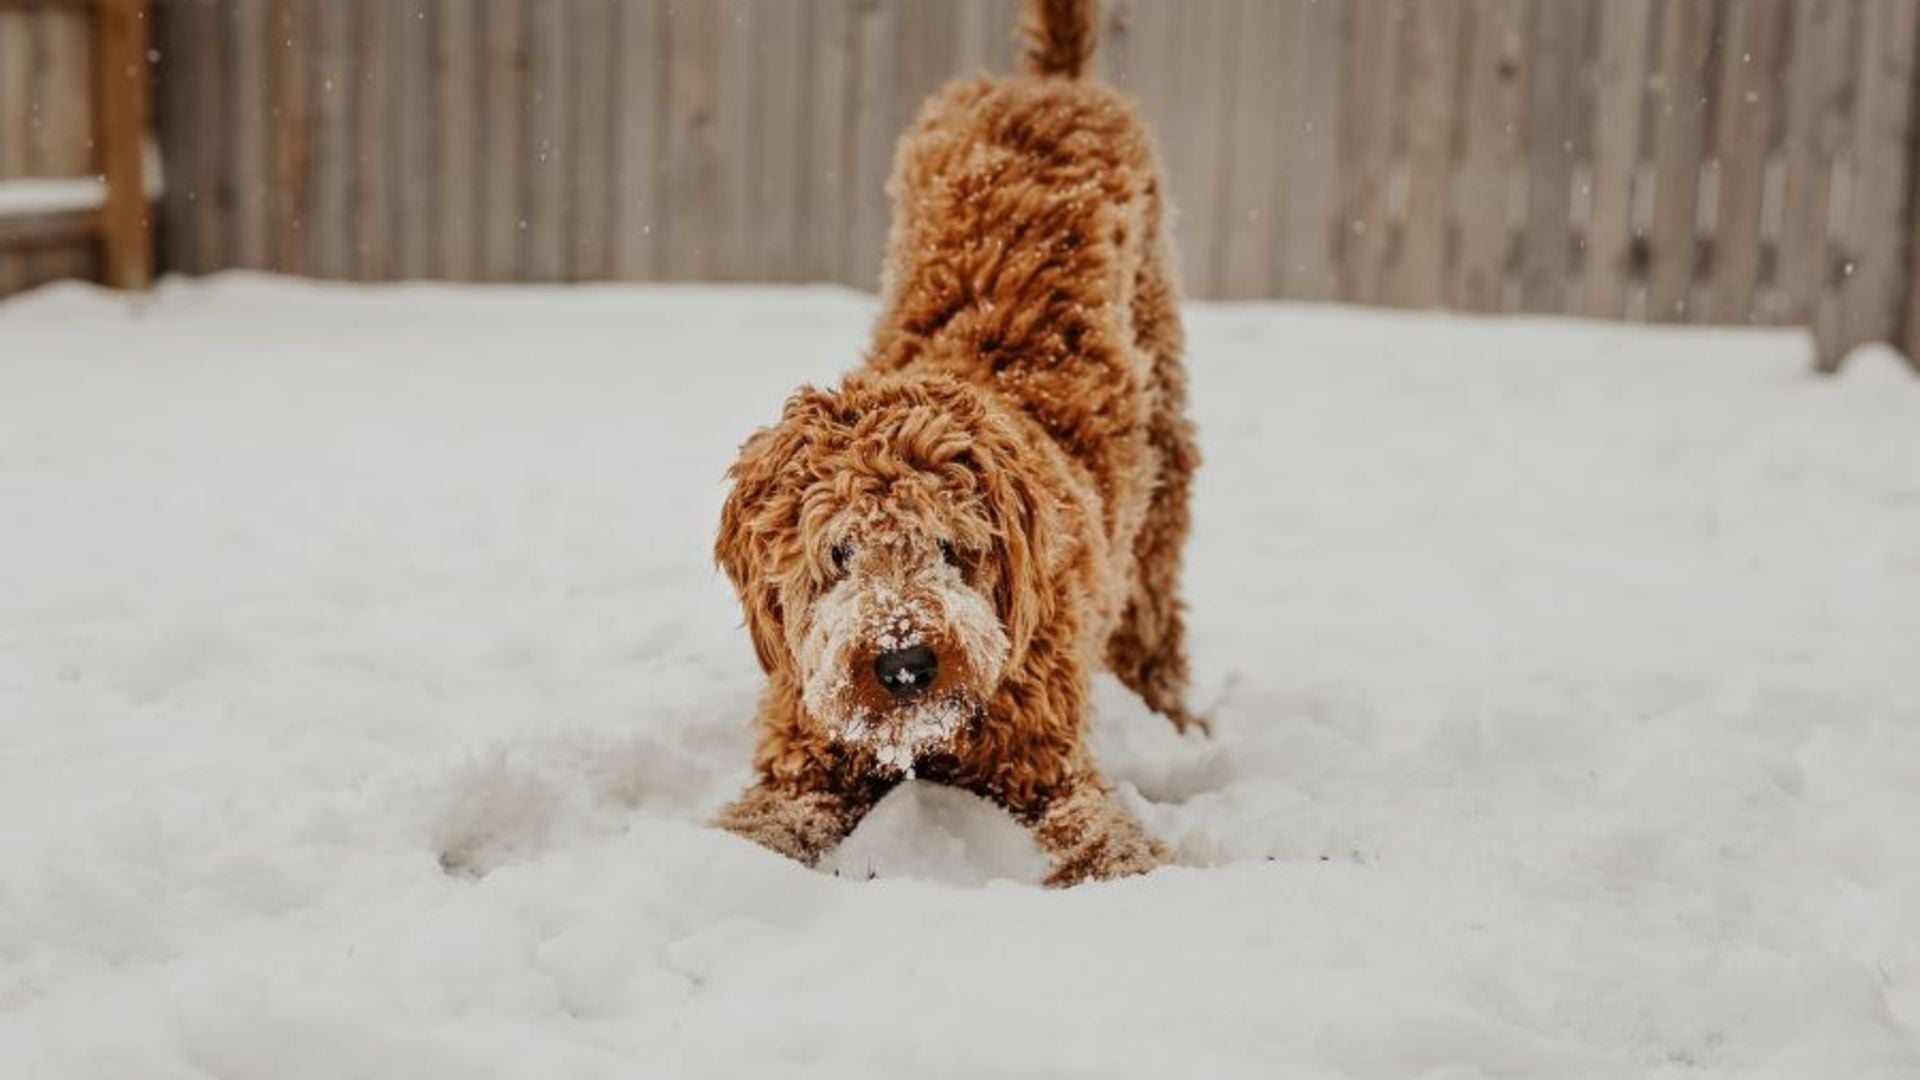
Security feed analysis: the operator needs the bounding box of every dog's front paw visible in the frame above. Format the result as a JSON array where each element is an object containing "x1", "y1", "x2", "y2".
[
  {"x1": 715, "y1": 783, "x2": 868, "y2": 867},
  {"x1": 1040, "y1": 829, "x2": 1168, "y2": 888},
  {"x1": 1030, "y1": 781, "x2": 1170, "y2": 888}
]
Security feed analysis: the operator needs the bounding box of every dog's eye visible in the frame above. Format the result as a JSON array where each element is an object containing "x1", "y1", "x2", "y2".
[
  {"x1": 938, "y1": 540, "x2": 967, "y2": 571},
  {"x1": 830, "y1": 544, "x2": 853, "y2": 575}
]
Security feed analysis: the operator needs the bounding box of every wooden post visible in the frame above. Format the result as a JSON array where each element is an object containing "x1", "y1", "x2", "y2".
[
  {"x1": 93, "y1": 0, "x2": 151, "y2": 288},
  {"x1": 1842, "y1": 0, "x2": 1920, "y2": 372}
]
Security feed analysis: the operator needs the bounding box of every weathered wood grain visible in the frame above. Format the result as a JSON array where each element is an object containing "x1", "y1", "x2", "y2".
[
  {"x1": 1582, "y1": 0, "x2": 1654, "y2": 319},
  {"x1": 305, "y1": 0, "x2": 356, "y2": 278},
  {"x1": 96, "y1": 0, "x2": 154, "y2": 287},
  {"x1": 1519, "y1": 0, "x2": 1580, "y2": 313},
  {"x1": 394, "y1": 0, "x2": 436, "y2": 280},
  {"x1": 1451, "y1": 0, "x2": 1526, "y2": 311},
  {"x1": 433, "y1": 0, "x2": 479, "y2": 279},
  {"x1": 613, "y1": 0, "x2": 661, "y2": 280},
  {"x1": 0, "y1": 6, "x2": 31, "y2": 292},
  {"x1": 1833, "y1": 0, "x2": 1919, "y2": 368},
  {"x1": 1705, "y1": 0, "x2": 1786, "y2": 325},
  {"x1": 10, "y1": 0, "x2": 1908, "y2": 377},
  {"x1": 228, "y1": 0, "x2": 271, "y2": 270},
  {"x1": 354, "y1": 0, "x2": 396, "y2": 279},
  {"x1": 1645, "y1": 0, "x2": 1715, "y2": 322},
  {"x1": 567, "y1": 0, "x2": 615, "y2": 281},
  {"x1": 1777, "y1": 1, "x2": 1855, "y2": 332},
  {"x1": 1341, "y1": 0, "x2": 1400, "y2": 307},
  {"x1": 479, "y1": 0, "x2": 523, "y2": 280},
  {"x1": 1392, "y1": 0, "x2": 1461, "y2": 308},
  {"x1": 269, "y1": 0, "x2": 311, "y2": 274},
  {"x1": 1277, "y1": 0, "x2": 1346, "y2": 301}
]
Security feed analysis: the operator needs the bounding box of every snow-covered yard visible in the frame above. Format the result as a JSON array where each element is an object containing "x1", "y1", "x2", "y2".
[{"x1": 2, "y1": 276, "x2": 1917, "y2": 1079}]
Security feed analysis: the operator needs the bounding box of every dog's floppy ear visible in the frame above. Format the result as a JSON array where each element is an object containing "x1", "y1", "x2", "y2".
[
  {"x1": 974, "y1": 418, "x2": 1067, "y2": 670},
  {"x1": 716, "y1": 389, "x2": 833, "y2": 675}
]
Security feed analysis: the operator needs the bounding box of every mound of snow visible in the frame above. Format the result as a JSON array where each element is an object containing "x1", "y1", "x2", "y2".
[{"x1": 2, "y1": 276, "x2": 1916, "y2": 1078}]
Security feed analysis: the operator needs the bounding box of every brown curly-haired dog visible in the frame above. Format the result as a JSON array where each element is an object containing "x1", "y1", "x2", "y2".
[{"x1": 714, "y1": 0, "x2": 1199, "y2": 887}]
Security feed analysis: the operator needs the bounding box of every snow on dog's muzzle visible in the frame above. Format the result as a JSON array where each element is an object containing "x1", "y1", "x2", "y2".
[{"x1": 791, "y1": 537, "x2": 1010, "y2": 775}]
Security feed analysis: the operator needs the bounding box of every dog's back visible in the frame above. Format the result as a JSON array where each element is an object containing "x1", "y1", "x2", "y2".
[{"x1": 863, "y1": 0, "x2": 1181, "y2": 498}]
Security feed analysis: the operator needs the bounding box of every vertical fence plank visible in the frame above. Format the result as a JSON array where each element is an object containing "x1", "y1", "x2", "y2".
[
  {"x1": 613, "y1": 0, "x2": 661, "y2": 279},
  {"x1": 434, "y1": 0, "x2": 478, "y2": 279},
  {"x1": 268, "y1": 0, "x2": 311, "y2": 274},
  {"x1": 845, "y1": 0, "x2": 894, "y2": 286},
  {"x1": 798, "y1": 0, "x2": 852, "y2": 283},
  {"x1": 355, "y1": 0, "x2": 396, "y2": 279},
  {"x1": 230, "y1": 0, "x2": 271, "y2": 269},
  {"x1": 567, "y1": 0, "x2": 614, "y2": 281},
  {"x1": 159, "y1": 0, "x2": 206, "y2": 273},
  {"x1": 1778, "y1": 1, "x2": 1855, "y2": 333},
  {"x1": 1645, "y1": 0, "x2": 1714, "y2": 322},
  {"x1": 34, "y1": 7, "x2": 97, "y2": 282},
  {"x1": 523, "y1": 0, "x2": 567, "y2": 281},
  {"x1": 480, "y1": 0, "x2": 523, "y2": 280},
  {"x1": 867, "y1": 0, "x2": 960, "y2": 285},
  {"x1": 658, "y1": 0, "x2": 714, "y2": 279},
  {"x1": 34, "y1": 10, "x2": 94, "y2": 179},
  {"x1": 1393, "y1": 0, "x2": 1461, "y2": 308},
  {"x1": 1565, "y1": 0, "x2": 1600, "y2": 300},
  {"x1": 1451, "y1": 0, "x2": 1525, "y2": 311},
  {"x1": 1103, "y1": 0, "x2": 1163, "y2": 144},
  {"x1": 957, "y1": 0, "x2": 1018, "y2": 77},
  {"x1": 1217, "y1": 0, "x2": 1284, "y2": 300},
  {"x1": 750, "y1": 0, "x2": 806, "y2": 281},
  {"x1": 1100, "y1": 0, "x2": 1144, "y2": 101},
  {"x1": 1582, "y1": 0, "x2": 1653, "y2": 318},
  {"x1": 193, "y1": 0, "x2": 228, "y2": 275},
  {"x1": 1276, "y1": 0, "x2": 1344, "y2": 300},
  {"x1": 307, "y1": 0, "x2": 356, "y2": 278},
  {"x1": 1832, "y1": 0, "x2": 1919, "y2": 368},
  {"x1": 394, "y1": 1, "x2": 436, "y2": 280},
  {"x1": 710, "y1": 0, "x2": 757, "y2": 280},
  {"x1": 891, "y1": 0, "x2": 958, "y2": 144},
  {"x1": 191, "y1": 0, "x2": 232, "y2": 274},
  {"x1": 1519, "y1": 0, "x2": 1578, "y2": 312},
  {"x1": 0, "y1": 7, "x2": 30, "y2": 293},
  {"x1": 1705, "y1": 0, "x2": 1785, "y2": 325},
  {"x1": 954, "y1": 0, "x2": 992, "y2": 76},
  {"x1": 1168, "y1": 0, "x2": 1235, "y2": 298},
  {"x1": 1340, "y1": 0, "x2": 1399, "y2": 305}
]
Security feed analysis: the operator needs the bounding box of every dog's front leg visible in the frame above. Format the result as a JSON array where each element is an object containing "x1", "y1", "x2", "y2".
[
  {"x1": 715, "y1": 776, "x2": 887, "y2": 868},
  {"x1": 1003, "y1": 774, "x2": 1169, "y2": 888}
]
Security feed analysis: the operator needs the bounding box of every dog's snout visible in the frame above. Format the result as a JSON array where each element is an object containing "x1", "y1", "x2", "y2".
[{"x1": 873, "y1": 646, "x2": 938, "y2": 697}]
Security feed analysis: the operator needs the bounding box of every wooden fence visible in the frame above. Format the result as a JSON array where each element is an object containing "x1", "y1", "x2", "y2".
[
  {"x1": 1, "y1": 2, "x2": 95, "y2": 291},
  {"x1": 0, "y1": 0, "x2": 153, "y2": 293},
  {"x1": 46, "y1": 1, "x2": 1920, "y2": 367}
]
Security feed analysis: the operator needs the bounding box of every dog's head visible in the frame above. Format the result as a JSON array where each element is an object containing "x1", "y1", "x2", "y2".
[{"x1": 717, "y1": 372, "x2": 1063, "y2": 773}]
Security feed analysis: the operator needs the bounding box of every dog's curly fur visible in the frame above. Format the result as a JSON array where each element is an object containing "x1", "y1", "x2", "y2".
[{"x1": 714, "y1": 0, "x2": 1198, "y2": 887}]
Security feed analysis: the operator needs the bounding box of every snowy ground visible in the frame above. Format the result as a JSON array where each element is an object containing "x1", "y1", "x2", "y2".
[{"x1": 2, "y1": 275, "x2": 1918, "y2": 1079}]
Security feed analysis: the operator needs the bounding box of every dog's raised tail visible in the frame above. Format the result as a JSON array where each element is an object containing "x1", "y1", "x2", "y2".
[{"x1": 1021, "y1": 0, "x2": 1096, "y2": 79}]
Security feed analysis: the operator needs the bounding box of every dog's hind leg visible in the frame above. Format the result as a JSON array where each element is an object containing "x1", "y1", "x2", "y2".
[{"x1": 1107, "y1": 238, "x2": 1204, "y2": 734}]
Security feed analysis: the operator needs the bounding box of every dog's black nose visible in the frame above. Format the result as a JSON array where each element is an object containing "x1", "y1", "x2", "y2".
[{"x1": 873, "y1": 646, "x2": 938, "y2": 697}]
